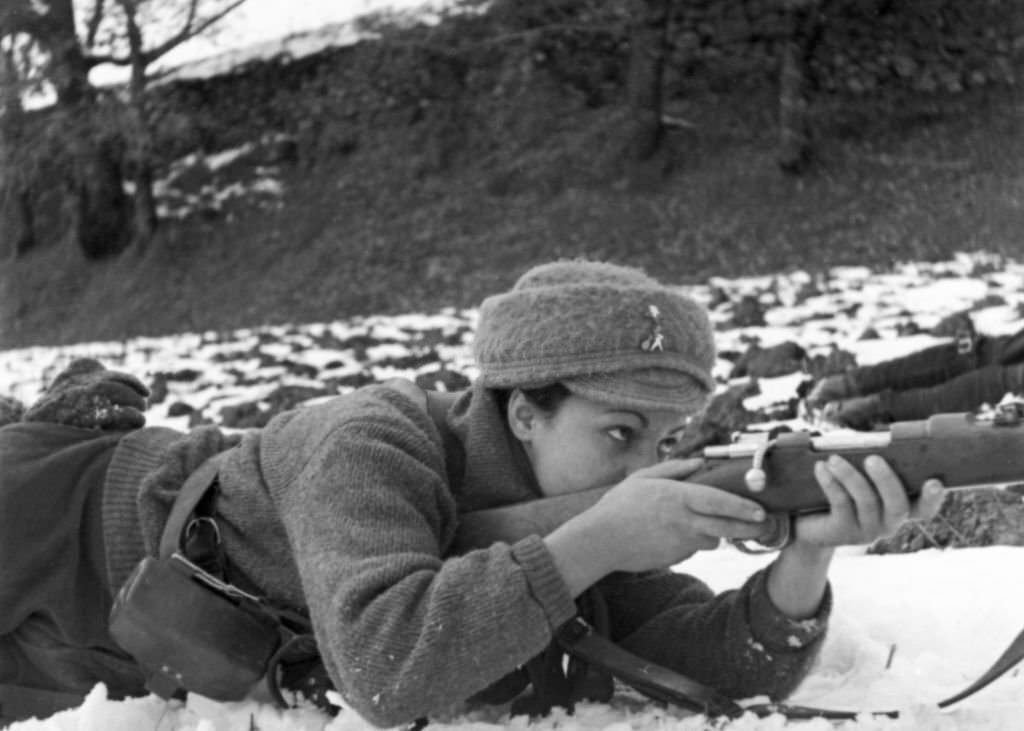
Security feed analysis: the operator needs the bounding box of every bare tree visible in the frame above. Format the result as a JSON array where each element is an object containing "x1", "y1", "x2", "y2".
[
  {"x1": 1, "y1": 0, "x2": 132, "y2": 258},
  {"x1": 0, "y1": 0, "x2": 246, "y2": 255},
  {"x1": 620, "y1": 0, "x2": 671, "y2": 187},
  {"x1": 86, "y1": 0, "x2": 247, "y2": 245},
  {"x1": 624, "y1": 0, "x2": 670, "y2": 164},
  {"x1": 0, "y1": 38, "x2": 35, "y2": 256},
  {"x1": 777, "y1": 0, "x2": 825, "y2": 174}
]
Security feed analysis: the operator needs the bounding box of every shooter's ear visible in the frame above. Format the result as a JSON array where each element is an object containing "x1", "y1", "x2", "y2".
[{"x1": 507, "y1": 389, "x2": 540, "y2": 443}]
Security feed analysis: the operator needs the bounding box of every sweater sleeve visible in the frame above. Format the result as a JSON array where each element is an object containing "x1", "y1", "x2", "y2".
[
  {"x1": 597, "y1": 565, "x2": 830, "y2": 701},
  {"x1": 259, "y1": 387, "x2": 577, "y2": 726}
]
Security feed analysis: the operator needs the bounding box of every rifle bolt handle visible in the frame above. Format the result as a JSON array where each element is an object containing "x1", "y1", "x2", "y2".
[{"x1": 744, "y1": 467, "x2": 767, "y2": 492}]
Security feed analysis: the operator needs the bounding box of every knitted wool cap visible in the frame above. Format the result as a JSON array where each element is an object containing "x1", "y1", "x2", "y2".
[{"x1": 474, "y1": 260, "x2": 716, "y2": 412}]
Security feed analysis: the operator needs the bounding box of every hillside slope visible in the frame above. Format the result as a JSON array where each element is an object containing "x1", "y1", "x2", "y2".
[{"x1": 1, "y1": 59, "x2": 1022, "y2": 348}]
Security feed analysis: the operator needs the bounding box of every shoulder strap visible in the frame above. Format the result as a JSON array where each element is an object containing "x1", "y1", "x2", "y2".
[
  {"x1": 158, "y1": 452, "x2": 227, "y2": 560},
  {"x1": 159, "y1": 386, "x2": 463, "y2": 563},
  {"x1": 556, "y1": 617, "x2": 743, "y2": 717}
]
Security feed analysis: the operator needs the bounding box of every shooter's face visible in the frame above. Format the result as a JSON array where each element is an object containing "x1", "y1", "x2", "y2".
[{"x1": 510, "y1": 391, "x2": 690, "y2": 497}]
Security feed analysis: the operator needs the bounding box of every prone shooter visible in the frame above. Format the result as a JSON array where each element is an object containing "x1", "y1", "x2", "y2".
[{"x1": 0, "y1": 262, "x2": 1011, "y2": 726}]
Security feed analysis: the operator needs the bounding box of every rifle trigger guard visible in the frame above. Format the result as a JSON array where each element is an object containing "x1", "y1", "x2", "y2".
[{"x1": 730, "y1": 514, "x2": 793, "y2": 554}]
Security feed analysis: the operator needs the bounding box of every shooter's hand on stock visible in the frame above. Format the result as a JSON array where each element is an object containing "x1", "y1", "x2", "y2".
[{"x1": 545, "y1": 458, "x2": 770, "y2": 596}]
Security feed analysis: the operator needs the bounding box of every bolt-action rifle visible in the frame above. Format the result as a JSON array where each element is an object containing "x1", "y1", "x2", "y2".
[
  {"x1": 454, "y1": 402, "x2": 1024, "y2": 551},
  {"x1": 452, "y1": 402, "x2": 1024, "y2": 720}
]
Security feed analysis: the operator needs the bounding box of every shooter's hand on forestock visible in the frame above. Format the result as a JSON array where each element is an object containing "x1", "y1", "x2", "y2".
[
  {"x1": 789, "y1": 453, "x2": 945, "y2": 549},
  {"x1": 24, "y1": 358, "x2": 150, "y2": 430}
]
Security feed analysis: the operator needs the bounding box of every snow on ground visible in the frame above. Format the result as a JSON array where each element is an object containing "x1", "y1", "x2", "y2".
[{"x1": 2, "y1": 252, "x2": 1024, "y2": 730}]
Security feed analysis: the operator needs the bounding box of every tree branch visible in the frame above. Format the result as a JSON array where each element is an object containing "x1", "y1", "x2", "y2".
[
  {"x1": 84, "y1": 0, "x2": 107, "y2": 49},
  {"x1": 142, "y1": 0, "x2": 246, "y2": 65}
]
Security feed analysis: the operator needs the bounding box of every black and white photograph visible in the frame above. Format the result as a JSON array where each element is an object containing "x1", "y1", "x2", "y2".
[{"x1": 1, "y1": 1, "x2": 1022, "y2": 729}]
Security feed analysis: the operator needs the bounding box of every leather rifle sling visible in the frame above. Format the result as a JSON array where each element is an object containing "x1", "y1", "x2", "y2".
[
  {"x1": 556, "y1": 617, "x2": 743, "y2": 717},
  {"x1": 557, "y1": 614, "x2": 1024, "y2": 720}
]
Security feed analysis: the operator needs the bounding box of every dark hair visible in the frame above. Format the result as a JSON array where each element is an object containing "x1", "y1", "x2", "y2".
[{"x1": 494, "y1": 382, "x2": 571, "y2": 415}]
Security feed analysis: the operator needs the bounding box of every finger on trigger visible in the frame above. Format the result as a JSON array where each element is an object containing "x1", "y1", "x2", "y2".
[{"x1": 695, "y1": 515, "x2": 769, "y2": 541}]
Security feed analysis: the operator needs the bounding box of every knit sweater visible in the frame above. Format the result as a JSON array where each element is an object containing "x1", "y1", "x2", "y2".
[{"x1": 103, "y1": 382, "x2": 830, "y2": 726}]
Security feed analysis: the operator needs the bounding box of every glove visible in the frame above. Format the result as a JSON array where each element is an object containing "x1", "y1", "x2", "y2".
[
  {"x1": 23, "y1": 358, "x2": 150, "y2": 431},
  {"x1": 805, "y1": 372, "x2": 857, "y2": 408}
]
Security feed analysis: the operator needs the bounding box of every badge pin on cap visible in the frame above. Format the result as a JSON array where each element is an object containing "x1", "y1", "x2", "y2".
[{"x1": 640, "y1": 304, "x2": 665, "y2": 352}]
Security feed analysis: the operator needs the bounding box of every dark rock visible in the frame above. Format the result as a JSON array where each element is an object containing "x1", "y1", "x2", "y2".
[
  {"x1": 408, "y1": 327, "x2": 471, "y2": 348},
  {"x1": 167, "y1": 401, "x2": 195, "y2": 417},
  {"x1": 160, "y1": 368, "x2": 203, "y2": 382},
  {"x1": 212, "y1": 347, "x2": 262, "y2": 362},
  {"x1": 971, "y1": 293, "x2": 1007, "y2": 310},
  {"x1": 792, "y1": 279, "x2": 822, "y2": 305},
  {"x1": 930, "y1": 311, "x2": 976, "y2": 339},
  {"x1": 706, "y1": 286, "x2": 730, "y2": 309},
  {"x1": 326, "y1": 371, "x2": 378, "y2": 390},
  {"x1": 219, "y1": 401, "x2": 271, "y2": 429},
  {"x1": 148, "y1": 373, "x2": 169, "y2": 405},
  {"x1": 377, "y1": 351, "x2": 440, "y2": 370},
  {"x1": 730, "y1": 341, "x2": 807, "y2": 379},
  {"x1": 731, "y1": 295, "x2": 767, "y2": 327},
  {"x1": 282, "y1": 360, "x2": 320, "y2": 379},
  {"x1": 187, "y1": 412, "x2": 215, "y2": 428},
  {"x1": 895, "y1": 320, "x2": 923, "y2": 336},
  {"x1": 340, "y1": 333, "x2": 403, "y2": 362},
  {"x1": 265, "y1": 385, "x2": 331, "y2": 412}
]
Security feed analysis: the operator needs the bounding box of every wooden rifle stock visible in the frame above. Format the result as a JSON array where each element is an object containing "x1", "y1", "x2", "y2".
[{"x1": 453, "y1": 408, "x2": 1024, "y2": 552}]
